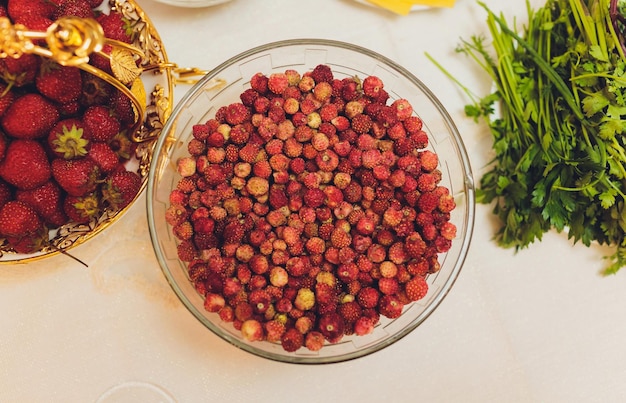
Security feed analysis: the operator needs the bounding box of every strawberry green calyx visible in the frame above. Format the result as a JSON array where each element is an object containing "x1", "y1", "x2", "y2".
[
  {"x1": 51, "y1": 123, "x2": 90, "y2": 159},
  {"x1": 63, "y1": 193, "x2": 101, "y2": 224}
]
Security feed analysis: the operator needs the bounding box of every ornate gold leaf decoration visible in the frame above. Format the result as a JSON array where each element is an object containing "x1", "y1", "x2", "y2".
[{"x1": 110, "y1": 48, "x2": 142, "y2": 85}]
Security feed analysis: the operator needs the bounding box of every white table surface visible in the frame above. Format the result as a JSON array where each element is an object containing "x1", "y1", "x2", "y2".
[{"x1": 4, "y1": 0, "x2": 626, "y2": 402}]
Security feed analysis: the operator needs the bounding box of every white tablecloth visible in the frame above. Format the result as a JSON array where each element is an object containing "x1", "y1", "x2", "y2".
[{"x1": 3, "y1": 1, "x2": 626, "y2": 402}]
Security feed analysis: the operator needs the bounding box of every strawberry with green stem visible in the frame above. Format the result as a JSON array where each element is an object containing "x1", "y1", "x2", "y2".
[
  {"x1": 47, "y1": 118, "x2": 92, "y2": 160},
  {"x1": 0, "y1": 200, "x2": 48, "y2": 254},
  {"x1": 102, "y1": 170, "x2": 141, "y2": 211}
]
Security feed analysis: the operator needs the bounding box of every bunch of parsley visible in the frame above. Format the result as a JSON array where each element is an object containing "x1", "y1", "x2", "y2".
[{"x1": 434, "y1": 0, "x2": 626, "y2": 274}]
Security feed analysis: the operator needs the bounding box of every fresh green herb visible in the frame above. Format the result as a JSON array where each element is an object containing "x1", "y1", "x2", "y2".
[{"x1": 429, "y1": 0, "x2": 626, "y2": 274}]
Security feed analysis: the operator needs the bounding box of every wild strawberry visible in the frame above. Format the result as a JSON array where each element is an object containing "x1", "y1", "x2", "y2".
[
  {"x1": 177, "y1": 239, "x2": 198, "y2": 262},
  {"x1": 356, "y1": 286, "x2": 380, "y2": 309},
  {"x1": 315, "y1": 149, "x2": 339, "y2": 172},
  {"x1": 82, "y1": 105, "x2": 121, "y2": 143},
  {"x1": 64, "y1": 193, "x2": 100, "y2": 224},
  {"x1": 173, "y1": 220, "x2": 193, "y2": 241},
  {"x1": 362, "y1": 75, "x2": 384, "y2": 98},
  {"x1": 264, "y1": 319, "x2": 286, "y2": 343},
  {"x1": 52, "y1": 157, "x2": 100, "y2": 197},
  {"x1": 245, "y1": 176, "x2": 269, "y2": 198},
  {"x1": 378, "y1": 277, "x2": 399, "y2": 295},
  {"x1": 391, "y1": 98, "x2": 413, "y2": 121},
  {"x1": 317, "y1": 312, "x2": 345, "y2": 343},
  {"x1": 417, "y1": 191, "x2": 439, "y2": 213},
  {"x1": 1, "y1": 93, "x2": 59, "y2": 139},
  {"x1": 281, "y1": 327, "x2": 304, "y2": 352},
  {"x1": 36, "y1": 61, "x2": 82, "y2": 104},
  {"x1": 250, "y1": 73, "x2": 269, "y2": 94},
  {"x1": 101, "y1": 170, "x2": 141, "y2": 211},
  {"x1": 296, "y1": 75, "x2": 314, "y2": 93},
  {"x1": 313, "y1": 81, "x2": 333, "y2": 102},
  {"x1": 419, "y1": 150, "x2": 439, "y2": 172},
  {"x1": 438, "y1": 194, "x2": 456, "y2": 213},
  {"x1": 0, "y1": 140, "x2": 51, "y2": 190},
  {"x1": 403, "y1": 115, "x2": 423, "y2": 133},
  {"x1": 378, "y1": 294, "x2": 403, "y2": 319},
  {"x1": 202, "y1": 292, "x2": 225, "y2": 313},
  {"x1": 304, "y1": 331, "x2": 325, "y2": 352},
  {"x1": 353, "y1": 316, "x2": 375, "y2": 336},
  {"x1": 310, "y1": 64, "x2": 334, "y2": 84},
  {"x1": 351, "y1": 113, "x2": 373, "y2": 134},
  {"x1": 48, "y1": 118, "x2": 91, "y2": 160},
  {"x1": 268, "y1": 73, "x2": 289, "y2": 95},
  {"x1": 439, "y1": 221, "x2": 457, "y2": 240},
  {"x1": 224, "y1": 102, "x2": 250, "y2": 125},
  {"x1": 405, "y1": 276, "x2": 429, "y2": 302},
  {"x1": 220, "y1": 220, "x2": 244, "y2": 244},
  {"x1": 360, "y1": 149, "x2": 381, "y2": 169}
]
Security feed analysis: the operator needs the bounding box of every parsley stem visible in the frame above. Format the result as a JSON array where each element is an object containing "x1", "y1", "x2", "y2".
[{"x1": 477, "y1": 1, "x2": 586, "y2": 122}]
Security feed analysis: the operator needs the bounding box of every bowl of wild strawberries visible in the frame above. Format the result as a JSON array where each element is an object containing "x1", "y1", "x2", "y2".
[
  {"x1": 147, "y1": 39, "x2": 475, "y2": 363},
  {"x1": 0, "y1": 0, "x2": 173, "y2": 263}
]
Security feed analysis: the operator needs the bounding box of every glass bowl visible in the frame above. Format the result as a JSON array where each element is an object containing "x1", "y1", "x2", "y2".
[
  {"x1": 0, "y1": 0, "x2": 173, "y2": 264},
  {"x1": 147, "y1": 39, "x2": 475, "y2": 364}
]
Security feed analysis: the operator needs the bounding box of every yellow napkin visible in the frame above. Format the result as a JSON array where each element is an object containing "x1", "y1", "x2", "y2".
[{"x1": 365, "y1": 0, "x2": 455, "y2": 15}]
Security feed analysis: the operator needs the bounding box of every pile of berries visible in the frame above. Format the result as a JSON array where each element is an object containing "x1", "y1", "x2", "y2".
[
  {"x1": 0, "y1": 0, "x2": 143, "y2": 254},
  {"x1": 167, "y1": 64, "x2": 457, "y2": 352}
]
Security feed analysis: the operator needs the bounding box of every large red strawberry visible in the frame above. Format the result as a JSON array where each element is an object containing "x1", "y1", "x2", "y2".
[
  {"x1": 16, "y1": 180, "x2": 68, "y2": 227},
  {"x1": 102, "y1": 170, "x2": 141, "y2": 210},
  {"x1": 53, "y1": 0, "x2": 94, "y2": 19},
  {"x1": 82, "y1": 105, "x2": 121, "y2": 143},
  {"x1": 63, "y1": 193, "x2": 100, "y2": 224},
  {"x1": 0, "y1": 54, "x2": 41, "y2": 89},
  {"x1": 97, "y1": 11, "x2": 133, "y2": 44},
  {"x1": 7, "y1": 0, "x2": 56, "y2": 20},
  {"x1": 1, "y1": 93, "x2": 59, "y2": 139},
  {"x1": 13, "y1": 14, "x2": 54, "y2": 36},
  {"x1": 36, "y1": 61, "x2": 83, "y2": 104},
  {"x1": 0, "y1": 200, "x2": 49, "y2": 253},
  {"x1": 0, "y1": 200, "x2": 43, "y2": 237},
  {"x1": 0, "y1": 139, "x2": 52, "y2": 190},
  {"x1": 88, "y1": 142, "x2": 120, "y2": 173},
  {"x1": 51, "y1": 157, "x2": 100, "y2": 196},
  {"x1": 109, "y1": 88, "x2": 135, "y2": 125},
  {"x1": 47, "y1": 118, "x2": 92, "y2": 160}
]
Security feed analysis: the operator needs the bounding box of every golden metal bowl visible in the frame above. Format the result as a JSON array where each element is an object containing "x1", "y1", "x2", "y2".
[{"x1": 0, "y1": 0, "x2": 174, "y2": 264}]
